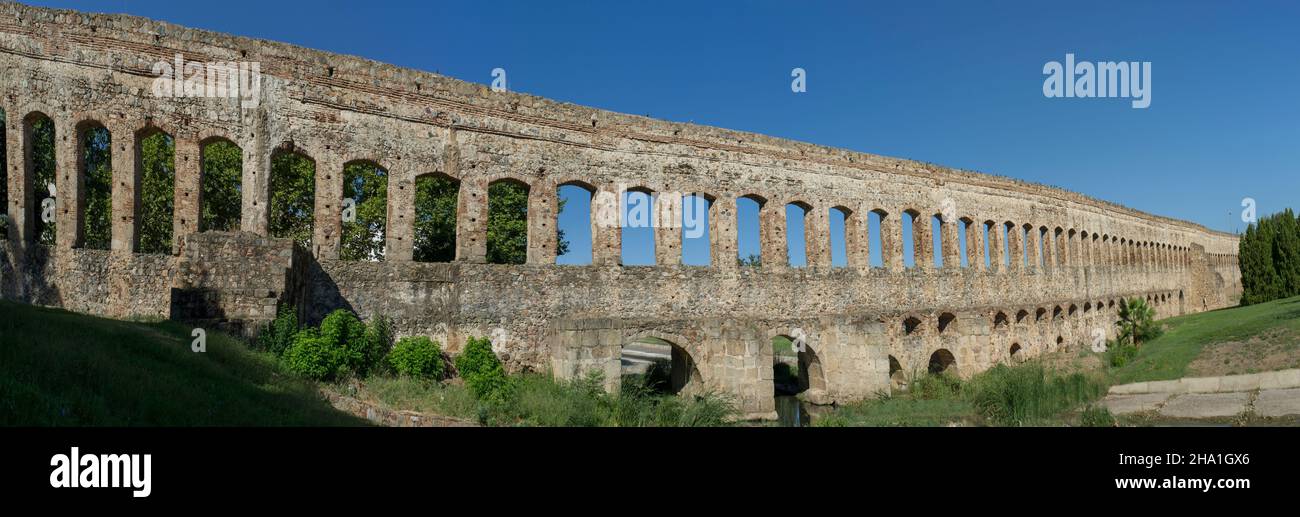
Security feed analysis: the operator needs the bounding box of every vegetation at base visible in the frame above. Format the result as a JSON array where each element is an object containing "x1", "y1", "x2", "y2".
[
  {"x1": 387, "y1": 336, "x2": 445, "y2": 379},
  {"x1": 1108, "y1": 295, "x2": 1300, "y2": 384},
  {"x1": 1239, "y1": 209, "x2": 1300, "y2": 305},
  {"x1": 818, "y1": 362, "x2": 1108, "y2": 427},
  {"x1": 279, "y1": 309, "x2": 391, "y2": 381},
  {"x1": 0, "y1": 301, "x2": 363, "y2": 426},
  {"x1": 455, "y1": 336, "x2": 513, "y2": 404},
  {"x1": 1116, "y1": 298, "x2": 1163, "y2": 346}
]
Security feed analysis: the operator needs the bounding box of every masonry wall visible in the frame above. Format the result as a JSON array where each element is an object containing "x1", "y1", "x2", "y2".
[{"x1": 0, "y1": 4, "x2": 1242, "y2": 418}]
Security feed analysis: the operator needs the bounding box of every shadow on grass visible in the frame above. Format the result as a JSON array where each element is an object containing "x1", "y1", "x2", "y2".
[{"x1": 0, "y1": 301, "x2": 366, "y2": 426}]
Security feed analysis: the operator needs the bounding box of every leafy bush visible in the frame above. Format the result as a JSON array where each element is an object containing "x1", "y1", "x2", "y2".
[
  {"x1": 259, "y1": 304, "x2": 298, "y2": 357},
  {"x1": 455, "y1": 336, "x2": 513, "y2": 404},
  {"x1": 281, "y1": 328, "x2": 343, "y2": 381},
  {"x1": 1108, "y1": 341, "x2": 1139, "y2": 368},
  {"x1": 387, "y1": 336, "x2": 445, "y2": 379},
  {"x1": 360, "y1": 315, "x2": 394, "y2": 376}
]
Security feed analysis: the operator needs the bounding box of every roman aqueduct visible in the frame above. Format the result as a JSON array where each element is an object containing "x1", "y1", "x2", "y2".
[{"x1": 0, "y1": 4, "x2": 1241, "y2": 418}]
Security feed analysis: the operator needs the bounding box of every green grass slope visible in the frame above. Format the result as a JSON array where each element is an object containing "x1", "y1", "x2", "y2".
[{"x1": 0, "y1": 301, "x2": 365, "y2": 426}]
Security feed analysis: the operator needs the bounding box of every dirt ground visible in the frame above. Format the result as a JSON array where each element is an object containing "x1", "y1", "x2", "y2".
[{"x1": 1187, "y1": 328, "x2": 1300, "y2": 377}]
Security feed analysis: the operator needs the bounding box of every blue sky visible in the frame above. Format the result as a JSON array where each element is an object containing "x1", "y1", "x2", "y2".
[{"x1": 39, "y1": 0, "x2": 1300, "y2": 266}]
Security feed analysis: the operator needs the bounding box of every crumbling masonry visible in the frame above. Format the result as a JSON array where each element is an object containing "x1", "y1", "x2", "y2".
[{"x1": 0, "y1": 4, "x2": 1240, "y2": 419}]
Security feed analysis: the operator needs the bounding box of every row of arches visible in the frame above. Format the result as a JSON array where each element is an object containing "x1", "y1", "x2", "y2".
[{"x1": 0, "y1": 109, "x2": 1235, "y2": 274}]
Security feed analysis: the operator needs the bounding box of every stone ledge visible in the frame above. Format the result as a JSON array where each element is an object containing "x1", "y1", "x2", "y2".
[{"x1": 1108, "y1": 369, "x2": 1300, "y2": 395}]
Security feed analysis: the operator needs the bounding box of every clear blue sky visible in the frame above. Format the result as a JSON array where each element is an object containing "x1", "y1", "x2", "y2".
[{"x1": 38, "y1": 0, "x2": 1300, "y2": 266}]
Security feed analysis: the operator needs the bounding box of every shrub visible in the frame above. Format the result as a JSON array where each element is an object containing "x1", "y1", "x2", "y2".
[
  {"x1": 1116, "y1": 298, "x2": 1163, "y2": 346},
  {"x1": 455, "y1": 336, "x2": 512, "y2": 404},
  {"x1": 1080, "y1": 405, "x2": 1116, "y2": 427},
  {"x1": 1108, "y1": 341, "x2": 1139, "y2": 368},
  {"x1": 259, "y1": 304, "x2": 298, "y2": 357},
  {"x1": 281, "y1": 328, "x2": 344, "y2": 380},
  {"x1": 965, "y1": 363, "x2": 1107, "y2": 426},
  {"x1": 319, "y1": 309, "x2": 369, "y2": 376},
  {"x1": 388, "y1": 336, "x2": 445, "y2": 379},
  {"x1": 360, "y1": 315, "x2": 394, "y2": 376}
]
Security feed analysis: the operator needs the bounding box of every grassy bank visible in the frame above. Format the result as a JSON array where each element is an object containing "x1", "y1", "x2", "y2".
[
  {"x1": 1109, "y1": 296, "x2": 1300, "y2": 384},
  {"x1": 817, "y1": 361, "x2": 1111, "y2": 427},
  {"x1": 0, "y1": 301, "x2": 364, "y2": 426}
]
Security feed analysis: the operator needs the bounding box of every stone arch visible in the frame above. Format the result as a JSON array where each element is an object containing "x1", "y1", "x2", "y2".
[
  {"x1": 736, "y1": 193, "x2": 767, "y2": 267},
  {"x1": 1068, "y1": 303, "x2": 1078, "y2": 317},
  {"x1": 621, "y1": 185, "x2": 656, "y2": 265},
  {"x1": 1015, "y1": 309, "x2": 1029, "y2": 324},
  {"x1": 1052, "y1": 305, "x2": 1063, "y2": 321},
  {"x1": 268, "y1": 143, "x2": 316, "y2": 249},
  {"x1": 339, "y1": 158, "x2": 388, "y2": 261},
  {"x1": 75, "y1": 119, "x2": 112, "y2": 249},
  {"x1": 1035, "y1": 307, "x2": 1047, "y2": 322},
  {"x1": 411, "y1": 171, "x2": 459, "y2": 263},
  {"x1": 829, "y1": 205, "x2": 853, "y2": 268},
  {"x1": 902, "y1": 208, "x2": 923, "y2": 268},
  {"x1": 555, "y1": 179, "x2": 596, "y2": 264},
  {"x1": 1009, "y1": 342, "x2": 1023, "y2": 362},
  {"x1": 937, "y1": 312, "x2": 956, "y2": 333},
  {"x1": 681, "y1": 192, "x2": 714, "y2": 266},
  {"x1": 134, "y1": 125, "x2": 176, "y2": 254},
  {"x1": 486, "y1": 176, "x2": 531, "y2": 265},
  {"x1": 198, "y1": 136, "x2": 242, "y2": 232},
  {"x1": 869, "y1": 208, "x2": 890, "y2": 268},
  {"x1": 928, "y1": 348, "x2": 956, "y2": 374},
  {"x1": 621, "y1": 332, "x2": 702, "y2": 395},
  {"x1": 785, "y1": 200, "x2": 812, "y2": 267},
  {"x1": 993, "y1": 311, "x2": 1009, "y2": 329},
  {"x1": 24, "y1": 111, "x2": 57, "y2": 246},
  {"x1": 888, "y1": 355, "x2": 906, "y2": 390},
  {"x1": 903, "y1": 315, "x2": 923, "y2": 335}
]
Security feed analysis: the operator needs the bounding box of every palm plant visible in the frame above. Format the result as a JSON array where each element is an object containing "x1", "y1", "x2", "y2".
[{"x1": 1115, "y1": 298, "x2": 1160, "y2": 346}]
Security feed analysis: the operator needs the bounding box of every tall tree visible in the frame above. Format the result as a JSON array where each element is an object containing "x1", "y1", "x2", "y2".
[
  {"x1": 137, "y1": 132, "x2": 175, "y2": 254},
  {"x1": 81, "y1": 126, "x2": 112, "y2": 250},
  {"x1": 413, "y1": 174, "x2": 458, "y2": 262},
  {"x1": 486, "y1": 181, "x2": 528, "y2": 264}
]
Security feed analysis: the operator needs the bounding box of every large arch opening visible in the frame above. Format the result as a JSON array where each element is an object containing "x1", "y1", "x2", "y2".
[
  {"x1": 340, "y1": 160, "x2": 388, "y2": 261},
  {"x1": 902, "y1": 209, "x2": 919, "y2": 268},
  {"x1": 556, "y1": 182, "x2": 593, "y2": 265},
  {"x1": 829, "y1": 206, "x2": 850, "y2": 267},
  {"x1": 681, "y1": 193, "x2": 712, "y2": 266},
  {"x1": 771, "y1": 335, "x2": 826, "y2": 397},
  {"x1": 888, "y1": 355, "x2": 906, "y2": 391},
  {"x1": 621, "y1": 188, "x2": 655, "y2": 266},
  {"x1": 735, "y1": 194, "x2": 763, "y2": 267},
  {"x1": 785, "y1": 201, "x2": 810, "y2": 267},
  {"x1": 25, "y1": 112, "x2": 56, "y2": 246},
  {"x1": 928, "y1": 349, "x2": 956, "y2": 375},
  {"x1": 135, "y1": 128, "x2": 175, "y2": 254},
  {"x1": 269, "y1": 147, "x2": 315, "y2": 248},
  {"x1": 486, "y1": 178, "x2": 529, "y2": 264},
  {"x1": 868, "y1": 209, "x2": 886, "y2": 268},
  {"x1": 199, "y1": 138, "x2": 242, "y2": 232},
  {"x1": 413, "y1": 172, "x2": 458, "y2": 262},
  {"x1": 77, "y1": 121, "x2": 112, "y2": 250},
  {"x1": 620, "y1": 336, "x2": 700, "y2": 396}
]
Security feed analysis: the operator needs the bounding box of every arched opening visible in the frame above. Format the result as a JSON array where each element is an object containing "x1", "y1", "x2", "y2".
[
  {"x1": 829, "y1": 206, "x2": 850, "y2": 267},
  {"x1": 199, "y1": 138, "x2": 242, "y2": 232},
  {"x1": 931, "y1": 214, "x2": 944, "y2": 268},
  {"x1": 621, "y1": 188, "x2": 655, "y2": 266},
  {"x1": 958, "y1": 217, "x2": 972, "y2": 268},
  {"x1": 1056, "y1": 336, "x2": 1065, "y2": 348},
  {"x1": 735, "y1": 194, "x2": 763, "y2": 267},
  {"x1": 903, "y1": 316, "x2": 922, "y2": 335},
  {"x1": 1009, "y1": 343, "x2": 1023, "y2": 362},
  {"x1": 1068, "y1": 304, "x2": 1078, "y2": 317},
  {"x1": 982, "y1": 220, "x2": 996, "y2": 269},
  {"x1": 928, "y1": 349, "x2": 956, "y2": 375},
  {"x1": 868, "y1": 209, "x2": 887, "y2": 268},
  {"x1": 1001, "y1": 222, "x2": 1014, "y2": 268},
  {"x1": 556, "y1": 182, "x2": 593, "y2": 264},
  {"x1": 1021, "y1": 223, "x2": 1032, "y2": 268},
  {"x1": 486, "y1": 178, "x2": 529, "y2": 264},
  {"x1": 25, "y1": 112, "x2": 56, "y2": 246},
  {"x1": 681, "y1": 193, "x2": 712, "y2": 266},
  {"x1": 785, "y1": 201, "x2": 810, "y2": 267},
  {"x1": 902, "y1": 209, "x2": 919, "y2": 268},
  {"x1": 340, "y1": 160, "x2": 388, "y2": 261},
  {"x1": 621, "y1": 336, "x2": 700, "y2": 395},
  {"x1": 413, "y1": 172, "x2": 458, "y2": 262},
  {"x1": 1036, "y1": 307, "x2": 1047, "y2": 322},
  {"x1": 136, "y1": 128, "x2": 175, "y2": 254},
  {"x1": 269, "y1": 147, "x2": 315, "y2": 248},
  {"x1": 938, "y1": 312, "x2": 956, "y2": 334},
  {"x1": 888, "y1": 355, "x2": 906, "y2": 390},
  {"x1": 993, "y1": 311, "x2": 1009, "y2": 329},
  {"x1": 1015, "y1": 309, "x2": 1029, "y2": 324},
  {"x1": 1038, "y1": 226, "x2": 1049, "y2": 268},
  {"x1": 1052, "y1": 306, "x2": 1063, "y2": 321},
  {"x1": 77, "y1": 121, "x2": 112, "y2": 250}
]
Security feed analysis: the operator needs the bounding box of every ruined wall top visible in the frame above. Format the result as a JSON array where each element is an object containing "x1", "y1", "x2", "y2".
[{"x1": 0, "y1": 1, "x2": 1236, "y2": 246}]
